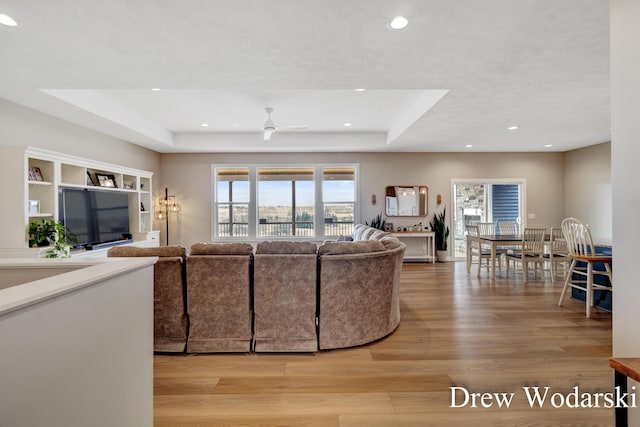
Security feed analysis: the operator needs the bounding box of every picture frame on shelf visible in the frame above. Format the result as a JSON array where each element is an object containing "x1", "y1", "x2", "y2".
[
  {"x1": 95, "y1": 173, "x2": 117, "y2": 188},
  {"x1": 86, "y1": 171, "x2": 96, "y2": 186},
  {"x1": 28, "y1": 200, "x2": 40, "y2": 215},
  {"x1": 123, "y1": 180, "x2": 136, "y2": 190},
  {"x1": 29, "y1": 167, "x2": 44, "y2": 181}
]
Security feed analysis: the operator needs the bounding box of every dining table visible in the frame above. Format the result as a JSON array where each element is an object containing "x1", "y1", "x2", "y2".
[{"x1": 474, "y1": 234, "x2": 523, "y2": 281}]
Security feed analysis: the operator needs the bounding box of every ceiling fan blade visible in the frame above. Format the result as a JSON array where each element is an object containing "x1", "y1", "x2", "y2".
[
  {"x1": 277, "y1": 125, "x2": 307, "y2": 130},
  {"x1": 264, "y1": 128, "x2": 275, "y2": 141}
]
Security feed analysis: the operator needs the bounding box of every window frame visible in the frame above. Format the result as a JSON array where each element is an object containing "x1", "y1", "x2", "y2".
[{"x1": 212, "y1": 163, "x2": 359, "y2": 241}]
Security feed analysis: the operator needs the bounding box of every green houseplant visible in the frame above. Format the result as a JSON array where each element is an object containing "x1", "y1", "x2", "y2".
[
  {"x1": 366, "y1": 212, "x2": 387, "y2": 231},
  {"x1": 430, "y1": 207, "x2": 450, "y2": 260},
  {"x1": 28, "y1": 219, "x2": 77, "y2": 258}
]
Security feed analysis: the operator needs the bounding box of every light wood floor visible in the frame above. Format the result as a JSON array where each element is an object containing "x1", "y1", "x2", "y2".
[{"x1": 154, "y1": 262, "x2": 614, "y2": 426}]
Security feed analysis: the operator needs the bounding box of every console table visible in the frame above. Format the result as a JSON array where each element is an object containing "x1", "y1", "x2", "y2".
[{"x1": 391, "y1": 231, "x2": 435, "y2": 263}]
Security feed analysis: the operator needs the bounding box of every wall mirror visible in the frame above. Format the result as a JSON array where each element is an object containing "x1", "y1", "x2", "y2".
[{"x1": 385, "y1": 186, "x2": 428, "y2": 217}]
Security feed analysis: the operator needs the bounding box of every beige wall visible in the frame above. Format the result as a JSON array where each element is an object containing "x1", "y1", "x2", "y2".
[
  {"x1": 0, "y1": 99, "x2": 160, "y2": 174},
  {"x1": 611, "y1": 4, "x2": 640, "y2": 421},
  {"x1": 563, "y1": 142, "x2": 612, "y2": 243},
  {"x1": 159, "y1": 151, "x2": 567, "y2": 249}
]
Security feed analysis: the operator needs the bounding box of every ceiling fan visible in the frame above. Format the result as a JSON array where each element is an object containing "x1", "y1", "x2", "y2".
[{"x1": 263, "y1": 107, "x2": 307, "y2": 140}]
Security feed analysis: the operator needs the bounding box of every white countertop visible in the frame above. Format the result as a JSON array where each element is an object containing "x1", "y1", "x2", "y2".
[{"x1": 0, "y1": 257, "x2": 157, "y2": 316}]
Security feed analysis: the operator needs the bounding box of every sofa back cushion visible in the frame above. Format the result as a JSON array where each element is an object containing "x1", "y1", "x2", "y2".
[
  {"x1": 352, "y1": 224, "x2": 390, "y2": 241},
  {"x1": 318, "y1": 240, "x2": 385, "y2": 255},
  {"x1": 256, "y1": 241, "x2": 317, "y2": 255},
  {"x1": 107, "y1": 245, "x2": 186, "y2": 258},
  {"x1": 190, "y1": 242, "x2": 253, "y2": 256}
]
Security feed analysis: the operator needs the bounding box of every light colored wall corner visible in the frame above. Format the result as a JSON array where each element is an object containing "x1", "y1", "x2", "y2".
[
  {"x1": 0, "y1": 98, "x2": 161, "y2": 174},
  {"x1": 611, "y1": 1, "x2": 640, "y2": 401},
  {"x1": 562, "y1": 142, "x2": 612, "y2": 243},
  {"x1": 158, "y1": 151, "x2": 566, "y2": 249}
]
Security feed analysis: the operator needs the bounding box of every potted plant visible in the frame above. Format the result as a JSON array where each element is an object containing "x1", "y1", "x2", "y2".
[
  {"x1": 430, "y1": 207, "x2": 450, "y2": 261},
  {"x1": 366, "y1": 212, "x2": 387, "y2": 231},
  {"x1": 28, "y1": 219, "x2": 77, "y2": 258}
]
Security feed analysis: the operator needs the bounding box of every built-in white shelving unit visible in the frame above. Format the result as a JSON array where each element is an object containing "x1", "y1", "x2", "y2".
[{"x1": 1, "y1": 147, "x2": 157, "y2": 250}]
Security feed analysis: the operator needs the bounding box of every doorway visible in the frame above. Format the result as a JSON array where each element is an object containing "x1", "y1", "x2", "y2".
[{"x1": 452, "y1": 179, "x2": 526, "y2": 259}]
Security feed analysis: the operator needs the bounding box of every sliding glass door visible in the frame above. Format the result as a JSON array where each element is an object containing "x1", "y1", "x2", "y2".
[{"x1": 452, "y1": 179, "x2": 526, "y2": 258}]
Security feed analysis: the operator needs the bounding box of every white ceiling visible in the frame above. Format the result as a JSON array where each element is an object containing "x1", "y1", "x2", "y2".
[{"x1": 0, "y1": 0, "x2": 610, "y2": 153}]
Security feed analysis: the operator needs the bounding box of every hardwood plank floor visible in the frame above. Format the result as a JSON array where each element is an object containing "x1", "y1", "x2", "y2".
[{"x1": 154, "y1": 262, "x2": 614, "y2": 426}]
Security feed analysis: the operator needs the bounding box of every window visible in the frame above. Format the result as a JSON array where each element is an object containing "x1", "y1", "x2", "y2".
[
  {"x1": 212, "y1": 164, "x2": 358, "y2": 240},
  {"x1": 323, "y1": 168, "x2": 356, "y2": 236},
  {"x1": 258, "y1": 168, "x2": 314, "y2": 237},
  {"x1": 215, "y1": 168, "x2": 249, "y2": 237}
]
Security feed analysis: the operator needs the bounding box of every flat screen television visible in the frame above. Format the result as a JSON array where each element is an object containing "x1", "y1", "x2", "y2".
[{"x1": 59, "y1": 188, "x2": 130, "y2": 249}]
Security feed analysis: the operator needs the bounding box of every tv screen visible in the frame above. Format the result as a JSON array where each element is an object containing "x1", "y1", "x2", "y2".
[{"x1": 59, "y1": 188, "x2": 130, "y2": 248}]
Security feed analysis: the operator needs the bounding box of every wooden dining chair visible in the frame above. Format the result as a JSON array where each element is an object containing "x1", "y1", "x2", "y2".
[
  {"x1": 544, "y1": 226, "x2": 570, "y2": 282},
  {"x1": 505, "y1": 227, "x2": 546, "y2": 282},
  {"x1": 466, "y1": 224, "x2": 492, "y2": 277},
  {"x1": 558, "y1": 217, "x2": 612, "y2": 318},
  {"x1": 476, "y1": 222, "x2": 500, "y2": 274}
]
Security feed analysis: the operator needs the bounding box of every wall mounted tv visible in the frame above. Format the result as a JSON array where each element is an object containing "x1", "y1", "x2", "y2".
[{"x1": 59, "y1": 187, "x2": 130, "y2": 249}]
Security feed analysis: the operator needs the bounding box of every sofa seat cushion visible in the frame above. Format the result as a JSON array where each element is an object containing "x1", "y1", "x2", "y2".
[
  {"x1": 318, "y1": 240, "x2": 386, "y2": 255},
  {"x1": 256, "y1": 241, "x2": 317, "y2": 254},
  {"x1": 190, "y1": 242, "x2": 253, "y2": 255}
]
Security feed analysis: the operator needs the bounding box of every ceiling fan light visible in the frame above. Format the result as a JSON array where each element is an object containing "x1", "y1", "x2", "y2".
[{"x1": 389, "y1": 16, "x2": 408, "y2": 30}]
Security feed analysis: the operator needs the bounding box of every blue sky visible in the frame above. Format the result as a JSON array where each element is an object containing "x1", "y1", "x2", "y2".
[{"x1": 219, "y1": 180, "x2": 354, "y2": 206}]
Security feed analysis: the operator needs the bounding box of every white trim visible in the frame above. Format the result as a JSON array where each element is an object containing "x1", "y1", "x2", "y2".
[{"x1": 211, "y1": 163, "x2": 359, "y2": 241}]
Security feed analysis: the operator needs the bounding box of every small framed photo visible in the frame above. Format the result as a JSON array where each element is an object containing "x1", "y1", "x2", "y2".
[
  {"x1": 29, "y1": 167, "x2": 44, "y2": 181},
  {"x1": 384, "y1": 223, "x2": 394, "y2": 232},
  {"x1": 96, "y1": 173, "x2": 117, "y2": 188},
  {"x1": 29, "y1": 200, "x2": 40, "y2": 215},
  {"x1": 123, "y1": 180, "x2": 136, "y2": 190},
  {"x1": 86, "y1": 171, "x2": 96, "y2": 186}
]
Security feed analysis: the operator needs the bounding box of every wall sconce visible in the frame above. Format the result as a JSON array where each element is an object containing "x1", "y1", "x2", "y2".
[
  {"x1": 155, "y1": 187, "x2": 181, "y2": 245},
  {"x1": 371, "y1": 194, "x2": 377, "y2": 205}
]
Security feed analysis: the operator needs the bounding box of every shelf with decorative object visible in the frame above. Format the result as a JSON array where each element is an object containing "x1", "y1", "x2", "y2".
[{"x1": 0, "y1": 146, "x2": 156, "y2": 251}]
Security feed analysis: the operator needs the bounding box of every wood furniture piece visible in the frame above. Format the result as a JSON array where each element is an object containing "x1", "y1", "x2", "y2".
[
  {"x1": 505, "y1": 227, "x2": 547, "y2": 282},
  {"x1": 390, "y1": 231, "x2": 435, "y2": 263},
  {"x1": 465, "y1": 224, "x2": 492, "y2": 276},
  {"x1": 477, "y1": 234, "x2": 523, "y2": 280},
  {"x1": 544, "y1": 226, "x2": 570, "y2": 282},
  {"x1": 609, "y1": 358, "x2": 640, "y2": 427},
  {"x1": 0, "y1": 147, "x2": 155, "y2": 252},
  {"x1": 559, "y1": 217, "x2": 613, "y2": 318}
]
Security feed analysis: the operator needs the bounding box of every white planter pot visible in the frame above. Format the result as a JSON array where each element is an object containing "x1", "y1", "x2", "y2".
[{"x1": 436, "y1": 250, "x2": 450, "y2": 262}]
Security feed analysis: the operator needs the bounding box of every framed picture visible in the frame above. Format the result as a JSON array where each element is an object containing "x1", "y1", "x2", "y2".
[
  {"x1": 95, "y1": 173, "x2": 117, "y2": 188},
  {"x1": 384, "y1": 223, "x2": 394, "y2": 232},
  {"x1": 28, "y1": 200, "x2": 40, "y2": 215},
  {"x1": 86, "y1": 171, "x2": 96, "y2": 186},
  {"x1": 123, "y1": 180, "x2": 135, "y2": 190},
  {"x1": 29, "y1": 166, "x2": 44, "y2": 181}
]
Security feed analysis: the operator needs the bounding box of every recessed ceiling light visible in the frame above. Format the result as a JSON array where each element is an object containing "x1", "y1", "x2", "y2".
[
  {"x1": 151, "y1": 88, "x2": 161, "y2": 91},
  {"x1": 232, "y1": 123, "x2": 239, "y2": 127},
  {"x1": 344, "y1": 122, "x2": 352, "y2": 127},
  {"x1": 388, "y1": 16, "x2": 408, "y2": 30},
  {"x1": 544, "y1": 144, "x2": 553, "y2": 148},
  {"x1": 354, "y1": 88, "x2": 366, "y2": 92},
  {"x1": 508, "y1": 126, "x2": 519, "y2": 131},
  {"x1": 0, "y1": 14, "x2": 18, "y2": 27},
  {"x1": 465, "y1": 144, "x2": 473, "y2": 148},
  {"x1": 201, "y1": 123, "x2": 209, "y2": 127}
]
